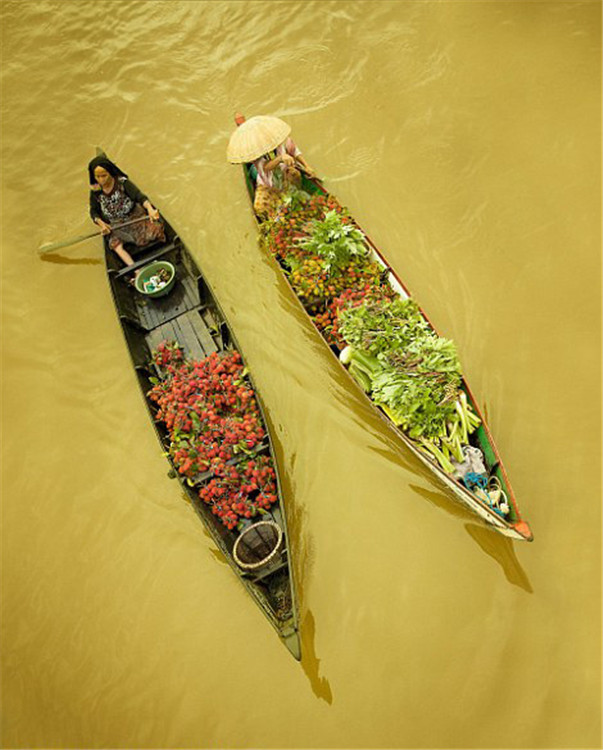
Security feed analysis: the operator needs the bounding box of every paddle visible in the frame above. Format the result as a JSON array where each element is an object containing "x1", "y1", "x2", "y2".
[{"x1": 38, "y1": 215, "x2": 150, "y2": 255}]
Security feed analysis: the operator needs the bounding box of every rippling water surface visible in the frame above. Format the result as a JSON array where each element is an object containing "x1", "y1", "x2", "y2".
[{"x1": 1, "y1": 1, "x2": 601, "y2": 748}]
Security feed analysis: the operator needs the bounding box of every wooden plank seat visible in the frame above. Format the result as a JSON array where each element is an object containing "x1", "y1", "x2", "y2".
[
  {"x1": 112, "y1": 241, "x2": 180, "y2": 280},
  {"x1": 243, "y1": 557, "x2": 289, "y2": 584},
  {"x1": 110, "y1": 245, "x2": 210, "y2": 333}
]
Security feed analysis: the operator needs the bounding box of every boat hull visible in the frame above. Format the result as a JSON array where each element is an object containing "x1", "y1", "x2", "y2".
[
  {"x1": 99, "y1": 152, "x2": 302, "y2": 655},
  {"x1": 238, "y1": 148, "x2": 532, "y2": 542}
]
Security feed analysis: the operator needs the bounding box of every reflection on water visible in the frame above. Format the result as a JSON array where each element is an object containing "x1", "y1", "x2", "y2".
[
  {"x1": 2, "y1": 0, "x2": 600, "y2": 747},
  {"x1": 409, "y1": 482, "x2": 478, "y2": 522},
  {"x1": 411, "y1": 483, "x2": 533, "y2": 592},
  {"x1": 39, "y1": 252, "x2": 102, "y2": 266},
  {"x1": 300, "y1": 609, "x2": 333, "y2": 704},
  {"x1": 269, "y1": 443, "x2": 331, "y2": 703},
  {"x1": 464, "y1": 523, "x2": 533, "y2": 594},
  {"x1": 206, "y1": 544, "x2": 228, "y2": 567}
]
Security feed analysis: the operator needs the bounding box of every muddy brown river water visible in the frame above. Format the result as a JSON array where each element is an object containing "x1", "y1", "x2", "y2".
[{"x1": 1, "y1": 1, "x2": 601, "y2": 748}]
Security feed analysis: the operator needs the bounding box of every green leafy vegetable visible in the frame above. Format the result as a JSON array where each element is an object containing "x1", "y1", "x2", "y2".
[
  {"x1": 338, "y1": 297, "x2": 466, "y2": 444},
  {"x1": 370, "y1": 365, "x2": 459, "y2": 440},
  {"x1": 298, "y1": 210, "x2": 368, "y2": 276},
  {"x1": 338, "y1": 298, "x2": 430, "y2": 356}
]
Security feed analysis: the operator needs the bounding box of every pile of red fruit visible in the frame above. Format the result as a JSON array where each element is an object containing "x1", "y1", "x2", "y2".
[
  {"x1": 199, "y1": 455, "x2": 277, "y2": 530},
  {"x1": 262, "y1": 192, "x2": 344, "y2": 262},
  {"x1": 261, "y1": 192, "x2": 395, "y2": 347},
  {"x1": 148, "y1": 342, "x2": 278, "y2": 530}
]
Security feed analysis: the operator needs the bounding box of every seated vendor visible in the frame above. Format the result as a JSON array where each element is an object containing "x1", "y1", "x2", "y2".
[
  {"x1": 252, "y1": 137, "x2": 315, "y2": 217},
  {"x1": 88, "y1": 156, "x2": 165, "y2": 267}
]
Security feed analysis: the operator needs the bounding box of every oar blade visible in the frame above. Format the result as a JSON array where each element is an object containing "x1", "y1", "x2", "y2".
[{"x1": 38, "y1": 231, "x2": 97, "y2": 255}]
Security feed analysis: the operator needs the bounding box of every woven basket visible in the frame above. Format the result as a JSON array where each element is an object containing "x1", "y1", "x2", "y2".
[{"x1": 233, "y1": 520, "x2": 283, "y2": 570}]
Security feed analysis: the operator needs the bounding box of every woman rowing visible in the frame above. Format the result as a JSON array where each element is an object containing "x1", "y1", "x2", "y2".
[{"x1": 88, "y1": 156, "x2": 165, "y2": 267}]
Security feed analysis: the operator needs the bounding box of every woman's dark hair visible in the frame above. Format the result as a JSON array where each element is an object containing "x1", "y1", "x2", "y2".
[{"x1": 88, "y1": 156, "x2": 127, "y2": 187}]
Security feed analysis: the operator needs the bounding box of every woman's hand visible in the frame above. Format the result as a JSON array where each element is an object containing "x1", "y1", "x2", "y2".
[
  {"x1": 280, "y1": 153, "x2": 295, "y2": 167},
  {"x1": 297, "y1": 157, "x2": 315, "y2": 178},
  {"x1": 96, "y1": 219, "x2": 111, "y2": 235},
  {"x1": 146, "y1": 206, "x2": 160, "y2": 222}
]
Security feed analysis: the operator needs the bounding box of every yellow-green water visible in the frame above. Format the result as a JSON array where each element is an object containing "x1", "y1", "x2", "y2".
[{"x1": 1, "y1": 1, "x2": 601, "y2": 748}]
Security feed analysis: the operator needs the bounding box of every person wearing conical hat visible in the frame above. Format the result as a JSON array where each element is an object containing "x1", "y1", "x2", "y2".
[
  {"x1": 227, "y1": 114, "x2": 316, "y2": 217},
  {"x1": 254, "y1": 136, "x2": 314, "y2": 188},
  {"x1": 251, "y1": 137, "x2": 314, "y2": 216}
]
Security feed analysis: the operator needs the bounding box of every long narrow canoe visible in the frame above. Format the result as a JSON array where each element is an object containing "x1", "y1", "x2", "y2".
[
  {"x1": 98, "y1": 151, "x2": 301, "y2": 657},
  {"x1": 234, "y1": 123, "x2": 533, "y2": 542}
]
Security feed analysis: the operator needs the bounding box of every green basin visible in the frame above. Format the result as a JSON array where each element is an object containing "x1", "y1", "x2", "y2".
[{"x1": 134, "y1": 261, "x2": 176, "y2": 298}]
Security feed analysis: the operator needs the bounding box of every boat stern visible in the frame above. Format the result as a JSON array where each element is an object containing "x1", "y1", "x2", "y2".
[
  {"x1": 512, "y1": 520, "x2": 534, "y2": 542},
  {"x1": 282, "y1": 628, "x2": 301, "y2": 661}
]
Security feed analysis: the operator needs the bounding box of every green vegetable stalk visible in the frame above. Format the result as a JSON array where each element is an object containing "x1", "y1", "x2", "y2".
[
  {"x1": 419, "y1": 438, "x2": 455, "y2": 474},
  {"x1": 297, "y1": 210, "x2": 368, "y2": 276},
  {"x1": 337, "y1": 298, "x2": 482, "y2": 475},
  {"x1": 349, "y1": 364, "x2": 372, "y2": 392}
]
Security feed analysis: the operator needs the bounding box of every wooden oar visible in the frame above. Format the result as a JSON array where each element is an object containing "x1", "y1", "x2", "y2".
[{"x1": 38, "y1": 215, "x2": 150, "y2": 255}]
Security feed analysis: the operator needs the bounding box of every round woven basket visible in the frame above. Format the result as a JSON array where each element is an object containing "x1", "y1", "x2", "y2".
[{"x1": 233, "y1": 520, "x2": 283, "y2": 570}]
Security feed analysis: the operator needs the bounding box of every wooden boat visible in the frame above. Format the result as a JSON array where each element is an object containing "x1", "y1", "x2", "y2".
[
  {"x1": 98, "y1": 150, "x2": 301, "y2": 657},
  {"x1": 234, "y1": 121, "x2": 533, "y2": 542}
]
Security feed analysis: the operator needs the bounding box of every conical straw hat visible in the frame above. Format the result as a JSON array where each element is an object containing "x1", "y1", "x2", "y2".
[{"x1": 227, "y1": 115, "x2": 291, "y2": 163}]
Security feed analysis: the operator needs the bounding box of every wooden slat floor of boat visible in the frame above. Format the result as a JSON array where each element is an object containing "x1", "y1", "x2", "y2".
[
  {"x1": 134, "y1": 265, "x2": 201, "y2": 331},
  {"x1": 146, "y1": 309, "x2": 218, "y2": 361}
]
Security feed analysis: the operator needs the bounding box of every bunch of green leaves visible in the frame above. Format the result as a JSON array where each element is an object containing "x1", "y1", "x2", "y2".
[
  {"x1": 338, "y1": 298, "x2": 431, "y2": 356},
  {"x1": 370, "y1": 364, "x2": 459, "y2": 440},
  {"x1": 370, "y1": 338, "x2": 461, "y2": 439},
  {"x1": 280, "y1": 186, "x2": 312, "y2": 213},
  {"x1": 298, "y1": 210, "x2": 368, "y2": 276},
  {"x1": 339, "y1": 297, "x2": 463, "y2": 439},
  {"x1": 383, "y1": 335, "x2": 461, "y2": 377}
]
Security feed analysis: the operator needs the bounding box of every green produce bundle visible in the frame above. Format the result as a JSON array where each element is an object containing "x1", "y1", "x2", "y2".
[{"x1": 338, "y1": 298, "x2": 481, "y2": 472}]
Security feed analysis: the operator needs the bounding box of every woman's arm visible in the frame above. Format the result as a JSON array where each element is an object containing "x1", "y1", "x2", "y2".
[
  {"x1": 295, "y1": 153, "x2": 315, "y2": 177},
  {"x1": 123, "y1": 178, "x2": 147, "y2": 204},
  {"x1": 263, "y1": 154, "x2": 284, "y2": 172},
  {"x1": 142, "y1": 199, "x2": 160, "y2": 221},
  {"x1": 89, "y1": 191, "x2": 111, "y2": 233},
  {"x1": 89, "y1": 190, "x2": 102, "y2": 222},
  {"x1": 266, "y1": 151, "x2": 315, "y2": 177},
  {"x1": 284, "y1": 139, "x2": 315, "y2": 176},
  {"x1": 268, "y1": 139, "x2": 316, "y2": 177},
  {"x1": 123, "y1": 179, "x2": 160, "y2": 220}
]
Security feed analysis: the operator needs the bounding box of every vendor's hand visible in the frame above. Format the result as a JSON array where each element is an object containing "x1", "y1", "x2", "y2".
[
  {"x1": 281, "y1": 153, "x2": 295, "y2": 167},
  {"x1": 97, "y1": 220, "x2": 111, "y2": 235},
  {"x1": 147, "y1": 206, "x2": 160, "y2": 222}
]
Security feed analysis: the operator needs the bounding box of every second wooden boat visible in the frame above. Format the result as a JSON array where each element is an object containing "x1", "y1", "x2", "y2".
[{"x1": 232, "y1": 119, "x2": 533, "y2": 542}]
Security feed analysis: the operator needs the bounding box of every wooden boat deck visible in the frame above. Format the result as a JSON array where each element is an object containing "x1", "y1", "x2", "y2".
[{"x1": 108, "y1": 241, "x2": 222, "y2": 363}]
